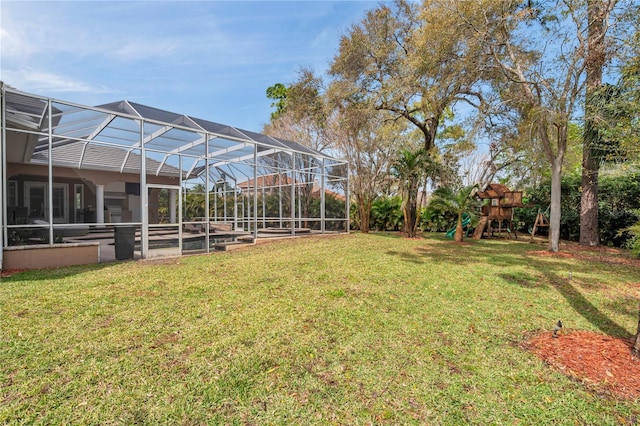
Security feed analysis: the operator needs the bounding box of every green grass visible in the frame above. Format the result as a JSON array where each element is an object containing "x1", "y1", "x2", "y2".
[{"x1": 1, "y1": 233, "x2": 639, "y2": 424}]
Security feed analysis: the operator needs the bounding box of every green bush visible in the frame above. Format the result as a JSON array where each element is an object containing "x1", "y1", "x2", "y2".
[
  {"x1": 371, "y1": 196, "x2": 403, "y2": 231},
  {"x1": 419, "y1": 204, "x2": 454, "y2": 232},
  {"x1": 349, "y1": 202, "x2": 359, "y2": 230},
  {"x1": 514, "y1": 170, "x2": 640, "y2": 246},
  {"x1": 622, "y1": 210, "x2": 640, "y2": 257}
]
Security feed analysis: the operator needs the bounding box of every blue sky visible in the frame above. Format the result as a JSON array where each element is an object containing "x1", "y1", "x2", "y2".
[{"x1": 0, "y1": 1, "x2": 379, "y2": 131}]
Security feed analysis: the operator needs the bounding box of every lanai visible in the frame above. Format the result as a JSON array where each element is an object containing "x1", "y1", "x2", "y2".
[{"x1": 0, "y1": 83, "x2": 349, "y2": 269}]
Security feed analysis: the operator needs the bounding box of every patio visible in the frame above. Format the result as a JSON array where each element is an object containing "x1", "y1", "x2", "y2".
[{"x1": 0, "y1": 83, "x2": 349, "y2": 269}]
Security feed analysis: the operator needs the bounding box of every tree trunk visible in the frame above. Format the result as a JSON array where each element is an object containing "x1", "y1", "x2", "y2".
[
  {"x1": 357, "y1": 196, "x2": 371, "y2": 233},
  {"x1": 359, "y1": 207, "x2": 370, "y2": 234},
  {"x1": 408, "y1": 175, "x2": 420, "y2": 238},
  {"x1": 454, "y1": 212, "x2": 463, "y2": 243},
  {"x1": 420, "y1": 117, "x2": 438, "y2": 153},
  {"x1": 403, "y1": 206, "x2": 413, "y2": 237},
  {"x1": 633, "y1": 301, "x2": 640, "y2": 357},
  {"x1": 404, "y1": 186, "x2": 419, "y2": 238},
  {"x1": 402, "y1": 200, "x2": 410, "y2": 236},
  {"x1": 580, "y1": 153, "x2": 599, "y2": 245},
  {"x1": 548, "y1": 158, "x2": 563, "y2": 252},
  {"x1": 419, "y1": 175, "x2": 429, "y2": 208},
  {"x1": 406, "y1": 199, "x2": 418, "y2": 238},
  {"x1": 580, "y1": 0, "x2": 606, "y2": 247}
]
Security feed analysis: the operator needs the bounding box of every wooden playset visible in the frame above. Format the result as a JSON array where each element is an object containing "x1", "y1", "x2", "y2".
[{"x1": 472, "y1": 183, "x2": 525, "y2": 240}]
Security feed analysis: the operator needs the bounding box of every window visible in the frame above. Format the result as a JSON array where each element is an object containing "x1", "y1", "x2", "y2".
[
  {"x1": 52, "y1": 186, "x2": 66, "y2": 220},
  {"x1": 7, "y1": 181, "x2": 18, "y2": 207},
  {"x1": 75, "y1": 185, "x2": 83, "y2": 210},
  {"x1": 24, "y1": 182, "x2": 69, "y2": 223},
  {"x1": 74, "y1": 184, "x2": 84, "y2": 222}
]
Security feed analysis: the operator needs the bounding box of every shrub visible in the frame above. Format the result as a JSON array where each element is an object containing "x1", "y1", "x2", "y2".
[
  {"x1": 371, "y1": 196, "x2": 403, "y2": 231},
  {"x1": 419, "y1": 205, "x2": 453, "y2": 232},
  {"x1": 622, "y1": 210, "x2": 640, "y2": 258},
  {"x1": 514, "y1": 170, "x2": 640, "y2": 246}
]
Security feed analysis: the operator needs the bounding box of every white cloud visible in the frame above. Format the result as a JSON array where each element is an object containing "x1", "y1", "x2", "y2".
[
  {"x1": 107, "y1": 38, "x2": 181, "y2": 62},
  {"x1": 1, "y1": 5, "x2": 93, "y2": 61},
  {"x1": 0, "y1": 19, "x2": 40, "y2": 59},
  {"x1": 0, "y1": 1, "x2": 346, "y2": 70},
  {"x1": 1, "y1": 67, "x2": 115, "y2": 95},
  {"x1": 1, "y1": 2, "x2": 194, "y2": 64},
  {"x1": 0, "y1": 0, "x2": 378, "y2": 129}
]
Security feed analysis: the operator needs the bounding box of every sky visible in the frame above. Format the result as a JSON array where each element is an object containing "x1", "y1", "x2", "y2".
[{"x1": 0, "y1": 1, "x2": 379, "y2": 132}]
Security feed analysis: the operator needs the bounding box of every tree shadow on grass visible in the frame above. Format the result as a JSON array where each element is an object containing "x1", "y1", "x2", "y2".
[
  {"x1": 384, "y1": 236, "x2": 634, "y2": 340},
  {"x1": 542, "y1": 270, "x2": 633, "y2": 339},
  {"x1": 498, "y1": 272, "x2": 547, "y2": 289},
  {"x1": 385, "y1": 250, "x2": 424, "y2": 264},
  {"x1": 387, "y1": 240, "x2": 563, "y2": 269}
]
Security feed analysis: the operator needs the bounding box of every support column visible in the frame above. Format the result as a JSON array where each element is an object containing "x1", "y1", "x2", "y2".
[
  {"x1": 223, "y1": 178, "x2": 227, "y2": 222},
  {"x1": 291, "y1": 152, "x2": 296, "y2": 236},
  {"x1": 1, "y1": 84, "x2": 6, "y2": 269},
  {"x1": 279, "y1": 173, "x2": 283, "y2": 228},
  {"x1": 47, "y1": 99, "x2": 54, "y2": 245},
  {"x1": 262, "y1": 186, "x2": 266, "y2": 229},
  {"x1": 140, "y1": 119, "x2": 148, "y2": 258},
  {"x1": 96, "y1": 185, "x2": 105, "y2": 224},
  {"x1": 204, "y1": 139, "x2": 210, "y2": 253},
  {"x1": 321, "y1": 158, "x2": 325, "y2": 234},
  {"x1": 169, "y1": 189, "x2": 177, "y2": 223},
  {"x1": 346, "y1": 164, "x2": 350, "y2": 234},
  {"x1": 233, "y1": 189, "x2": 238, "y2": 231},
  {"x1": 214, "y1": 186, "x2": 218, "y2": 222},
  {"x1": 253, "y1": 144, "x2": 258, "y2": 239},
  {"x1": 297, "y1": 184, "x2": 302, "y2": 229}
]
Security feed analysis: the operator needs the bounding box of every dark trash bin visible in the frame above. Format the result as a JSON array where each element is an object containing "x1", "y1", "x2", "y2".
[{"x1": 114, "y1": 225, "x2": 136, "y2": 260}]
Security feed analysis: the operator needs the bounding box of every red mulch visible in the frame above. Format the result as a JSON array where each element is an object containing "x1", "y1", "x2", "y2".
[
  {"x1": 526, "y1": 242, "x2": 640, "y2": 267},
  {"x1": 0, "y1": 269, "x2": 27, "y2": 278},
  {"x1": 527, "y1": 330, "x2": 640, "y2": 400}
]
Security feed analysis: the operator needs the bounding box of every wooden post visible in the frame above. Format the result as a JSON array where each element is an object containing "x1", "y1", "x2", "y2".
[
  {"x1": 530, "y1": 213, "x2": 540, "y2": 242},
  {"x1": 529, "y1": 211, "x2": 549, "y2": 242}
]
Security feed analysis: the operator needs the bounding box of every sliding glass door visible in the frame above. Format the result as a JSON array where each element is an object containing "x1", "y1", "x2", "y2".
[{"x1": 24, "y1": 182, "x2": 69, "y2": 223}]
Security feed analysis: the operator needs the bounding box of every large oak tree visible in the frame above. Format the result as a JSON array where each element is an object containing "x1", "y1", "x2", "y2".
[
  {"x1": 330, "y1": 0, "x2": 487, "y2": 235},
  {"x1": 329, "y1": 0, "x2": 485, "y2": 155}
]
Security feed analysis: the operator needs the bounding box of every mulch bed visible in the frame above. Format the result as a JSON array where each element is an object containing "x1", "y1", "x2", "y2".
[
  {"x1": 0, "y1": 269, "x2": 27, "y2": 278},
  {"x1": 526, "y1": 243, "x2": 640, "y2": 400},
  {"x1": 527, "y1": 330, "x2": 640, "y2": 400},
  {"x1": 526, "y1": 242, "x2": 640, "y2": 267}
]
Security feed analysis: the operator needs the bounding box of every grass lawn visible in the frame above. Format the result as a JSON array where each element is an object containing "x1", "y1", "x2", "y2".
[{"x1": 1, "y1": 233, "x2": 640, "y2": 424}]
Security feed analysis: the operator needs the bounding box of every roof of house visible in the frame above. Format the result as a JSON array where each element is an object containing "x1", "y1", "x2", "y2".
[{"x1": 237, "y1": 175, "x2": 345, "y2": 200}]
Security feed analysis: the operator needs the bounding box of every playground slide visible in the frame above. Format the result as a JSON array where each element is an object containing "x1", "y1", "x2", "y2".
[
  {"x1": 446, "y1": 213, "x2": 471, "y2": 238},
  {"x1": 472, "y1": 216, "x2": 488, "y2": 240}
]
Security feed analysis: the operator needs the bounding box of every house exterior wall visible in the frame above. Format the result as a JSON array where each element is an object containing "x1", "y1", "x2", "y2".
[{"x1": 6, "y1": 162, "x2": 178, "y2": 225}]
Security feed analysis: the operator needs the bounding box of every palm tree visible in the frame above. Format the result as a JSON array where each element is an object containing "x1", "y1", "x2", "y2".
[
  {"x1": 429, "y1": 185, "x2": 479, "y2": 243},
  {"x1": 391, "y1": 149, "x2": 429, "y2": 238},
  {"x1": 184, "y1": 183, "x2": 206, "y2": 220}
]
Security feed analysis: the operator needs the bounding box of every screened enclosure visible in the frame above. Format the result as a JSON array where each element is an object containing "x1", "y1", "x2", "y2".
[{"x1": 0, "y1": 83, "x2": 349, "y2": 266}]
